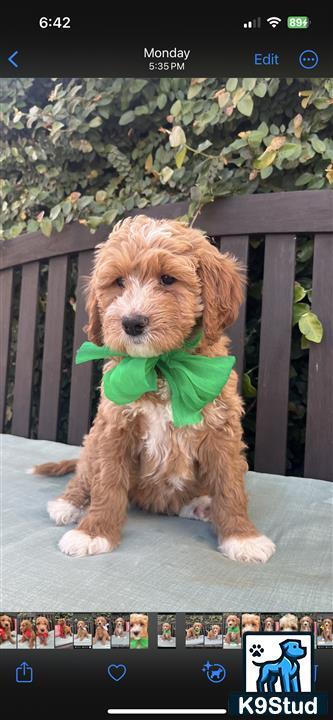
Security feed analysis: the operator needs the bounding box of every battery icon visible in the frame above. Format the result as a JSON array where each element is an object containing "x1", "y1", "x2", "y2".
[{"x1": 287, "y1": 16, "x2": 310, "y2": 29}]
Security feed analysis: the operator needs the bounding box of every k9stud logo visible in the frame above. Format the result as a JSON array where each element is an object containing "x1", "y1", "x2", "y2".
[{"x1": 229, "y1": 632, "x2": 328, "y2": 716}]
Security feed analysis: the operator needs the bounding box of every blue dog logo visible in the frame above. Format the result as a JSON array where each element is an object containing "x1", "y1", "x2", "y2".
[{"x1": 253, "y1": 639, "x2": 307, "y2": 693}]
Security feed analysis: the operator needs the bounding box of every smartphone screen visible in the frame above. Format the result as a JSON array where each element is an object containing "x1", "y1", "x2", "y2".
[{"x1": 0, "y1": 6, "x2": 332, "y2": 718}]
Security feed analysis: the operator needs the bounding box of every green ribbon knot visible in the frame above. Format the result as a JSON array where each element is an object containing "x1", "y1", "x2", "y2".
[{"x1": 75, "y1": 334, "x2": 235, "y2": 428}]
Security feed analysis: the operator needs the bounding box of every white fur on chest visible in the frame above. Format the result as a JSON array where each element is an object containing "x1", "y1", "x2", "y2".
[{"x1": 141, "y1": 400, "x2": 173, "y2": 466}]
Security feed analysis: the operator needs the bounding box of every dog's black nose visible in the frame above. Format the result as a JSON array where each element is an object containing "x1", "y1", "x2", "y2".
[{"x1": 122, "y1": 315, "x2": 149, "y2": 336}]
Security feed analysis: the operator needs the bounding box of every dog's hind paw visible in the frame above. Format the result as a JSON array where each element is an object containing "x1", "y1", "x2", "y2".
[
  {"x1": 219, "y1": 534, "x2": 276, "y2": 563},
  {"x1": 179, "y1": 495, "x2": 211, "y2": 522},
  {"x1": 58, "y1": 529, "x2": 113, "y2": 557},
  {"x1": 47, "y1": 498, "x2": 84, "y2": 526}
]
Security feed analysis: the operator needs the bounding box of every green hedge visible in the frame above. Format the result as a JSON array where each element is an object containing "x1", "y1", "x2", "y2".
[{"x1": 1, "y1": 77, "x2": 332, "y2": 239}]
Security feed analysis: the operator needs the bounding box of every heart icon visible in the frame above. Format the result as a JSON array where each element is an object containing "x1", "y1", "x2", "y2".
[{"x1": 107, "y1": 664, "x2": 127, "y2": 682}]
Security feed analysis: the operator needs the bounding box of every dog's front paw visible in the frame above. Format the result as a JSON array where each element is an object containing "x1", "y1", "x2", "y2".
[
  {"x1": 218, "y1": 534, "x2": 276, "y2": 563},
  {"x1": 58, "y1": 529, "x2": 113, "y2": 557},
  {"x1": 47, "y1": 498, "x2": 84, "y2": 525}
]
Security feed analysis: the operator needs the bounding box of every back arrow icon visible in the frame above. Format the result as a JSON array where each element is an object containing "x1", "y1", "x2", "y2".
[{"x1": 8, "y1": 50, "x2": 19, "y2": 68}]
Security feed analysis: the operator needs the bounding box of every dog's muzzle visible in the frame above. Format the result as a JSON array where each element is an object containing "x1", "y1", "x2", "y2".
[{"x1": 122, "y1": 314, "x2": 149, "y2": 336}]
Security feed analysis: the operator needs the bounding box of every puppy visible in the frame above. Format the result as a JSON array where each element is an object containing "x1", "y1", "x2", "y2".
[
  {"x1": 321, "y1": 618, "x2": 332, "y2": 642},
  {"x1": 76, "y1": 620, "x2": 89, "y2": 641},
  {"x1": 34, "y1": 216, "x2": 275, "y2": 564},
  {"x1": 242, "y1": 613, "x2": 260, "y2": 634},
  {"x1": 207, "y1": 624, "x2": 221, "y2": 639},
  {"x1": 264, "y1": 617, "x2": 275, "y2": 632},
  {"x1": 36, "y1": 616, "x2": 49, "y2": 646},
  {"x1": 58, "y1": 617, "x2": 72, "y2": 638},
  {"x1": 161, "y1": 622, "x2": 172, "y2": 640},
  {"x1": 113, "y1": 617, "x2": 125, "y2": 637},
  {"x1": 186, "y1": 622, "x2": 203, "y2": 639},
  {"x1": 224, "y1": 615, "x2": 241, "y2": 645},
  {"x1": 93, "y1": 616, "x2": 109, "y2": 645},
  {"x1": 0, "y1": 615, "x2": 15, "y2": 644},
  {"x1": 20, "y1": 619, "x2": 35, "y2": 649},
  {"x1": 130, "y1": 613, "x2": 148, "y2": 649},
  {"x1": 300, "y1": 616, "x2": 313, "y2": 632},
  {"x1": 279, "y1": 613, "x2": 298, "y2": 631}
]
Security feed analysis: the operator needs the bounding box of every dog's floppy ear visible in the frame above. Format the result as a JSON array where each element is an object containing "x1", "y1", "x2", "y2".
[{"x1": 197, "y1": 242, "x2": 245, "y2": 344}]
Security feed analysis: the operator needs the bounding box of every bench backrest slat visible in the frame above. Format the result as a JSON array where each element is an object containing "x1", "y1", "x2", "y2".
[
  {"x1": 38, "y1": 255, "x2": 68, "y2": 441},
  {"x1": 11, "y1": 262, "x2": 40, "y2": 437},
  {"x1": 67, "y1": 251, "x2": 95, "y2": 446},
  {"x1": 254, "y1": 234, "x2": 296, "y2": 475},
  {"x1": 304, "y1": 233, "x2": 333, "y2": 481},
  {"x1": 0, "y1": 268, "x2": 14, "y2": 429}
]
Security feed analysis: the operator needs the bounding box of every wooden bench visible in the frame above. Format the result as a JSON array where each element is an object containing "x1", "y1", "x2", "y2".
[{"x1": 1, "y1": 190, "x2": 332, "y2": 480}]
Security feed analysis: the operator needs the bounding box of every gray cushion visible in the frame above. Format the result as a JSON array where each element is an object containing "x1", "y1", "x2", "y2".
[{"x1": 2, "y1": 434, "x2": 332, "y2": 611}]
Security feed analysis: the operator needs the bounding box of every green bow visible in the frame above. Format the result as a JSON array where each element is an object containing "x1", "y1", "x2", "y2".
[{"x1": 75, "y1": 334, "x2": 235, "y2": 427}]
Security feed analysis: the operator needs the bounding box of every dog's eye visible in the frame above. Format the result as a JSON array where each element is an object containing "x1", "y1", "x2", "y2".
[
  {"x1": 160, "y1": 274, "x2": 176, "y2": 286},
  {"x1": 115, "y1": 277, "x2": 125, "y2": 287}
]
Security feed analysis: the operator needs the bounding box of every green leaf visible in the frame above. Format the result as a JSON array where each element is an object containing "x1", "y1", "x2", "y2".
[
  {"x1": 295, "y1": 172, "x2": 313, "y2": 187},
  {"x1": 294, "y1": 282, "x2": 307, "y2": 303},
  {"x1": 50, "y1": 204, "x2": 62, "y2": 221},
  {"x1": 89, "y1": 116, "x2": 103, "y2": 128},
  {"x1": 278, "y1": 143, "x2": 301, "y2": 160},
  {"x1": 298, "y1": 312, "x2": 323, "y2": 343},
  {"x1": 226, "y1": 78, "x2": 238, "y2": 92},
  {"x1": 293, "y1": 302, "x2": 309, "y2": 325},
  {"x1": 160, "y1": 166, "x2": 174, "y2": 183},
  {"x1": 40, "y1": 218, "x2": 52, "y2": 237},
  {"x1": 50, "y1": 121, "x2": 64, "y2": 137},
  {"x1": 170, "y1": 99, "x2": 182, "y2": 115},
  {"x1": 119, "y1": 110, "x2": 135, "y2": 125},
  {"x1": 253, "y1": 150, "x2": 276, "y2": 170},
  {"x1": 254, "y1": 81, "x2": 267, "y2": 98},
  {"x1": 310, "y1": 135, "x2": 326, "y2": 154},
  {"x1": 242, "y1": 372, "x2": 257, "y2": 398},
  {"x1": 300, "y1": 335, "x2": 310, "y2": 350},
  {"x1": 175, "y1": 146, "x2": 187, "y2": 168},
  {"x1": 237, "y1": 93, "x2": 253, "y2": 117},
  {"x1": 95, "y1": 190, "x2": 107, "y2": 204},
  {"x1": 157, "y1": 93, "x2": 167, "y2": 109},
  {"x1": 169, "y1": 125, "x2": 186, "y2": 148},
  {"x1": 104, "y1": 209, "x2": 119, "y2": 224},
  {"x1": 187, "y1": 84, "x2": 201, "y2": 100},
  {"x1": 260, "y1": 166, "x2": 273, "y2": 179}
]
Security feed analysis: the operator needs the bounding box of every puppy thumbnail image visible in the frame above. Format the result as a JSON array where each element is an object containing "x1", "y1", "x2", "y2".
[
  {"x1": 130, "y1": 613, "x2": 149, "y2": 649},
  {"x1": 261, "y1": 615, "x2": 278, "y2": 632},
  {"x1": 316, "y1": 616, "x2": 333, "y2": 647},
  {"x1": 17, "y1": 613, "x2": 36, "y2": 649},
  {"x1": 223, "y1": 614, "x2": 241, "y2": 648},
  {"x1": 278, "y1": 613, "x2": 299, "y2": 631},
  {"x1": 204, "y1": 615, "x2": 223, "y2": 647},
  {"x1": 185, "y1": 615, "x2": 204, "y2": 647},
  {"x1": 299, "y1": 615, "x2": 315, "y2": 633},
  {"x1": 111, "y1": 614, "x2": 130, "y2": 648},
  {"x1": 55, "y1": 615, "x2": 74, "y2": 648},
  {"x1": 35, "y1": 614, "x2": 55, "y2": 649},
  {"x1": 93, "y1": 615, "x2": 110, "y2": 649},
  {"x1": 0, "y1": 614, "x2": 17, "y2": 649},
  {"x1": 242, "y1": 613, "x2": 261, "y2": 634},
  {"x1": 157, "y1": 614, "x2": 176, "y2": 648},
  {"x1": 73, "y1": 616, "x2": 93, "y2": 648}
]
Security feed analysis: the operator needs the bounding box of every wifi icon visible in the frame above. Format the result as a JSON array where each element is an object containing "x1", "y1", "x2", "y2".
[{"x1": 267, "y1": 16, "x2": 282, "y2": 28}]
